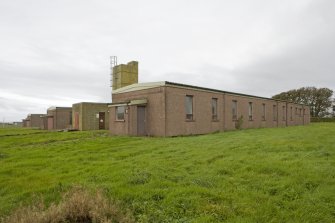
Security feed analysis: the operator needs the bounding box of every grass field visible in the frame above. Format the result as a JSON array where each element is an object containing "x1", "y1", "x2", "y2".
[{"x1": 0, "y1": 123, "x2": 334, "y2": 222}]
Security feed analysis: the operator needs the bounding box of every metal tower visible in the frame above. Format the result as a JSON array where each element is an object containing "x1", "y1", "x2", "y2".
[{"x1": 110, "y1": 56, "x2": 117, "y2": 88}]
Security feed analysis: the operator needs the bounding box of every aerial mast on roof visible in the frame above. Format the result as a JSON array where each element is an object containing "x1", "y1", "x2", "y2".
[{"x1": 110, "y1": 56, "x2": 117, "y2": 88}]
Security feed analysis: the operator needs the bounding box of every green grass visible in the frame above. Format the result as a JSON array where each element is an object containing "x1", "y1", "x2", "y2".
[{"x1": 0, "y1": 124, "x2": 334, "y2": 222}]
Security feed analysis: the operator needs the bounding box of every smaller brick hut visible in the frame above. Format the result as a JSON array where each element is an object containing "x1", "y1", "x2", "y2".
[
  {"x1": 23, "y1": 114, "x2": 45, "y2": 129},
  {"x1": 47, "y1": 107, "x2": 72, "y2": 130},
  {"x1": 72, "y1": 102, "x2": 110, "y2": 130}
]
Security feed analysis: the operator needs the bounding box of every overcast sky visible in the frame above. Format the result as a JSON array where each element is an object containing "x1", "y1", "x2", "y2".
[{"x1": 1, "y1": 0, "x2": 334, "y2": 122}]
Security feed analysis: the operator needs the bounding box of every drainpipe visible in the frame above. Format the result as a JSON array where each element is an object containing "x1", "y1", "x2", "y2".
[
  {"x1": 223, "y1": 93, "x2": 226, "y2": 131},
  {"x1": 277, "y1": 101, "x2": 279, "y2": 127},
  {"x1": 127, "y1": 105, "x2": 130, "y2": 135},
  {"x1": 164, "y1": 87, "x2": 167, "y2": 137},
  {"x1": 55, "y1": 109, "x2": 57, "y2": 130},
  {"x1": 286, "y1": 102, "x2": 288, "y2": 127},
  {"x1": 302, "y1": 105, "x2": 305, "y2": 125}
]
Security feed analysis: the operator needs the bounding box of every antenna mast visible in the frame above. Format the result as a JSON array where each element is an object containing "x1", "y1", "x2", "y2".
[{"x1": 110, "y1": 56, "x2": 117, "y2": 88}]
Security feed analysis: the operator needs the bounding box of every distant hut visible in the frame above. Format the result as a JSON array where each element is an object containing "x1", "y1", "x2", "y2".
[
  {"x1": 23, "y1": 114, "x2": 45, "y2": 129},
  {"x1": 47, "y1": 107, "x2": 72, "y2": 130},
  {"x1": 72, "y1": 102, "x2": 110, "y2": 130}
]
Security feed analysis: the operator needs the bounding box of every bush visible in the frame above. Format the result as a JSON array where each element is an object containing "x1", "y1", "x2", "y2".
[
  {"x1": 311, "y1": 117, "x2": 335, "y2": 122},
  {"x1": 1, "y1": 187, "x2": 135, "y2": 223},
  {"x1": 235, "y1": 115, "x2": 244, "y2": 130}
]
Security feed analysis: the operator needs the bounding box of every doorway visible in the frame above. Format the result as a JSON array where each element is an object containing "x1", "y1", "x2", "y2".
[
  {"x1": 137, "y1": 106, "x2": 146, "y2": 136},
  {"x1": 99, "y1": 112, "x2": 105, "y2": 130},
  {"x1": 47, "y1": 117, "x2": 53, "y2": 130}
]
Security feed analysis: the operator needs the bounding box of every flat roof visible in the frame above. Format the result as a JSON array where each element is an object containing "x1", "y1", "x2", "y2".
[
  {"x1": 112, "y1": 81, "x2": 290, "y2": 102},
  {"x1": 47, "y1": 106, "x2": 72, "y2": 111},
  {"x1": 27, "y1": 114, "x2": 46, "y2": 116},
  {"x1": 112, "y1": 81, "x2": 309, "y2": 106},
  {"x1": 72, "y1": 102, "x2": 111, "y2": 105},
  {"x1": 112, "y1": 81, "x2": 166, "y2": 94},
  {"x1": 165, "y1": 81, "x2": 274, "y2": 101}
]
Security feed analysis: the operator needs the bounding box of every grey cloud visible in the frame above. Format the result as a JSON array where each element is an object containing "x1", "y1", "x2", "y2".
[
  {"x1": 233, "y1": 24, "x2": 335, "y2": 97},
  {"x1": 1, "y1": 0, "x2": 335, "y2": 121}
]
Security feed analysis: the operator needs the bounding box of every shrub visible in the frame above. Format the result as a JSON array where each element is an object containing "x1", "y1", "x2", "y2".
[
  {"x1": 235, "y1": 115, "x2": 244, "y2": 130},
  {"x1": 311, "y1": 117, "x2": 335, "y2": 122},
  {"x1": 1, "y1": 187, "x2": 135, "y2": 223}
]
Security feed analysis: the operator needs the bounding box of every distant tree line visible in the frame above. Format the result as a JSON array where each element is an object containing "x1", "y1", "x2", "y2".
[{"x1": 272, "y1": 87, "x2": 334, "y2": 118}]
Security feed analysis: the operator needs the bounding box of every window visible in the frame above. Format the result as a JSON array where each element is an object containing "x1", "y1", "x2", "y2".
[
  {"x1": 282, "y1": 106, "x2": 286, "y2": 121},
  {"x1": 290, "y1": 107, "x2": 293, "y2": 120},
  {"x1": 212, "y1": 98, "x2": 218, "y2": 120},
  {"x1": 299, "y1": 108, "x2": 302, "y2": 117},
  {"x1": 248, "y1": 102, "x2": 253, "y2": 121},
  {"x1": 232, "y1": 100, "x2": 237, "y2": 120},
  {"x1": 116, "y1": 106, "x2": 125, "y2": 120},
  {"x1": 262, "y1": 104, "x2": 266, "y2": 121},
  {"x1": 295, "y1": 107, "x2": 298, "y2": 115},
  {"x1": 185, "y1": 95, "x2": 193, "y2": 120},
  {"x1": 273, "y1": 105, "x2": 277, "y2": 121}
]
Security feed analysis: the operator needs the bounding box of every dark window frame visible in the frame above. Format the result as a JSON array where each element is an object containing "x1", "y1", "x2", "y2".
[
  {"x1": 248, "y1": 102, "x2": 253, "y2": 121},
  {"x1": 116, "y1": 106, "x2": 126, "y2": 121},
  {"x1": 232, "y1": 100, "x2": 237, "y2": 121},
  {"x1": 185, "y1": 95, "x2": 194, "y2": 121},
  {"x1": 273, "y1": 105, "x2": 277, "y2": 121},
  {"x1": 262, "y1": 103, "x2": 266, "y2": 121},
  {"x1": 212, "y1": 98, "x2": 218, "y2": 121}
]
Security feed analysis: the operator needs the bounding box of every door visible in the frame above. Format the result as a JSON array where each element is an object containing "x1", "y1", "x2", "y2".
[
  {"x1": 99, "y1": 112, "x2": 105, "y2": 130},
  {"x1": 137, "y1": 106, "x2": 146, "y2": 136},
  {"x1": 47, "y1": 117, "x2": 53, "y2": 130}
]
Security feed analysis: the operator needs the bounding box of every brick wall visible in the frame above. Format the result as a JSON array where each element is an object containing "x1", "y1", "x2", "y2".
[{"x1": 109, "y1": 85, "x2": 310, "y2": 136}]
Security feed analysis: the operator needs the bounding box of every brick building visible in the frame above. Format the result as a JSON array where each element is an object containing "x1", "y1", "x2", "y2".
[
  {"x1": 46, "y1": 107, "x2": 72, "y2": 130},
  {"x1": 108, "y1": 81, "x2": 310, "y2": 137},
  {"x1": 72, "y1": 102, "x2": 110, "y2": 130},
  {"x1": 22, "y1": 114, "x2": 45, "y2": 129}
]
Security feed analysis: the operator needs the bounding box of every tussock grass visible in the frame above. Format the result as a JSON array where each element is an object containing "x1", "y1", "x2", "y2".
[{"x1": 1, "y1": 187, "x2": 134, "y2": 223}]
